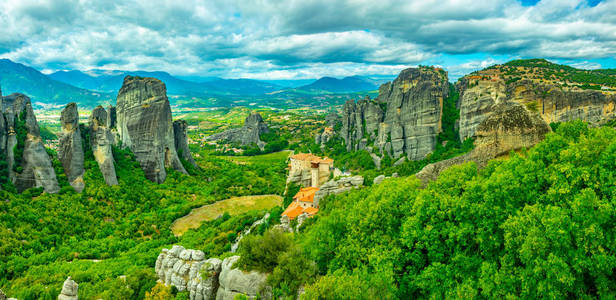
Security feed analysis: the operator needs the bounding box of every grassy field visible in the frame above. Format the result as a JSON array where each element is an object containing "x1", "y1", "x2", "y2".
[
  {"x1": 220, "y1": 150, "x2": 292, "y2": 165},
  {"x1": 171, "y1": 194, "x2": 283, "y2": 236}
]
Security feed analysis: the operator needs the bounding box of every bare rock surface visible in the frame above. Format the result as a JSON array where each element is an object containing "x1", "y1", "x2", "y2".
[
  {"x1": 416, "y1": 102, "x2": 551, "y2": 184},
  {"x1": 2, "y1": 93, "x2": 59, "y2": 193},
  {"x1": 90, "y1": 106, "x2": 118, "y2": 186},
  {"x1": 116, "y1": 76, "x2": 186, "y2": 183},
  {"x1": 205, "y1": 112, "x2": 269, "y2": 150},
  {"x1": 57, "y1": 276, "x2": 78, "y2": 300},
  {"x1": 339, "y1": 67, "x2": 449, "y2": 160},
  {"x1": 58, "y1": 103, "x2": 85, "y2": 192},
  {"x1": 173, "y1": 120, "x2": 198, "y2": 168},
  {"x1": 216, "y1": 256, "x2": 269, "y2": 300}
]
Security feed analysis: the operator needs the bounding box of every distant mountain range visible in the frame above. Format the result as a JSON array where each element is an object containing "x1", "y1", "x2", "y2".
[
  {"x1": 298, "y1": 76, "x2": 382, "y2": 93},
  {"x1": 0, "y1": 59, "x2": 112, "y2": 108},
  {"x1": 0, "y1": 58, "x2": 392, "y2": 108}
]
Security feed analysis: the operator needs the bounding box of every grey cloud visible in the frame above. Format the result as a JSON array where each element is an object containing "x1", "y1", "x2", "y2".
[{"x1": 0, "y1": 0, "x2": 614, "y2": 79}]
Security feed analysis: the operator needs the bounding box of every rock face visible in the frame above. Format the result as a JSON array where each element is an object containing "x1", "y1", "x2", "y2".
[
  {"x1": 340, "y1": 97, "x2": 383, "y2": 152},
  {"x1": 416, "y1": 102, "x2": 551, "y2": 184},
  {"x1": 216, "y1": 256, "x2": 269, "y2": 300},
  {"x1": 313, "y1": 175, "x2": 364, "y2": 205},
  {"x1": 2, "y1": 93, "x2": 59, "y2": 193},
  {"x1": 58, "y1": 103, "x2": 85, "y2": 192},
  {"x1": 90, "y1": 106, "x2": 118, "y2": 186},
  {"x1": 339, "y1": 67, "x2": 449, "y2": 160},
  {"x1": 155, "y1": 246, "x2": 269, "y2": 300},
  {"x1": 116, "y1": 76, "x2": 187, "y2": 183},
  {"x1": 457, "y1": 78, "x2": 616, "y2": 142},
  {"x1": 173, "y1": 120, "x2": 198, "y2": 168},
  {"x1": 57, "y1": 276, "x2": 78, "y2": 300},
  {"x1": 156, "y1": 245, "x2": 220, "y2": 300},
  {"x1": 205, "y1": 112, "x2": 269, "y2": 149}
]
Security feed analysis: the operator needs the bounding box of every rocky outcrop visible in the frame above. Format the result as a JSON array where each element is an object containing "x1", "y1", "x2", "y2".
[
  {"x1": 173, "y1": 120, "x2": 198, "y2": 168},
  {"x1": 155, "y1": 246, "x2": 269, "y2": 300},
  {"x1": 457, "y1": 78, "x2": 616, "y2": 142},
  {"x1": 338, "y1": 67, "x2": 449, "y2": 160},
  {"x1": 156, "y1": 245, "x2": 220, "y2": 300},
  {"x1": 90, "y1": 106, "x2": 118, "y2": 186},
  {"x1": 216, "y1": 256, "x2": 269, "y2": 300},
  {"x1": 205, "y1": 112, "x2": 269, "y2": 150},
  {"x1": 58, "y1": 103, "x2": 85, "y2": 192},
  {"x1": 2, "y1": 93, "x2": 59, "y2": 193},
  {"x1": 116, "y1": 76, "x2": 186, "y2": 183},
  {"x1": 57, "y1": 276, "x2": 78, "y2": 300},
  {"x1": 416, "y1": 102, "x2": 551, "y2": 184},
  {"x1": 313, "y1": 175, "x2": 364, "y2": 205}
]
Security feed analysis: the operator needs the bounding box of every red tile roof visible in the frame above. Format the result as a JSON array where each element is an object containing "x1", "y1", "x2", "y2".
[{"x1": 293, "y1": 187, "x2": 319, "y2": 203}]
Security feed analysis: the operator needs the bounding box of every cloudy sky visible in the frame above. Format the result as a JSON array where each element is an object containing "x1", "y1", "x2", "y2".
[{"x1": 0, "y1": 0, "x2": 614, "y2": 80}]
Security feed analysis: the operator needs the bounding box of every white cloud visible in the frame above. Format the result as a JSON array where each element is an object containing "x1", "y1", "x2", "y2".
[{"x1": 0, "y1": 0, "x2": 614, "y2": 78}]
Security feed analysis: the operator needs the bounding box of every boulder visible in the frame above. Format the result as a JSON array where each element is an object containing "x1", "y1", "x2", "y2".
[
  {"x1": 57, "y1": 276, "x2": 78, "y2": 300},
  {"x1": 90, "y1": 106, "x2": 118, "y2": 186},
  {"x1": 58, "y1": 103, "x2": 85, "y2": 192},
  {"x1": 2, "y1": 93, "x2": 59, "y2": 193},
  {"x1": 373, "y1": 174, "x2": 385, "y2": 185},
  {"x1": 216, "y1": 256, "x2": 269, "y2": 300},
  {"x1": 205, "y1": 112, "x2": 269, "y2": 150},
  {"x1": 173, "y1": 120, "x2": 198, "y2": 168},
  {"x1": 116, "y1": 76, "x2": 186, "y2": 183}
]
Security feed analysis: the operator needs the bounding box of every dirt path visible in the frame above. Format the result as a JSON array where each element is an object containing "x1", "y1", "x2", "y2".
[{"x1": 171, "y1": 194, "x2": 283, "y2": 236}]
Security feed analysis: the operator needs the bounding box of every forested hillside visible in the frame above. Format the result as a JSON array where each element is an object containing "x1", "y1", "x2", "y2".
[
  {"x1": 259, "y1": 121, "x2": 616, "y2": 299},
  {"x1": 0, "y1": 146, "x2": 287, "y2": 299}
]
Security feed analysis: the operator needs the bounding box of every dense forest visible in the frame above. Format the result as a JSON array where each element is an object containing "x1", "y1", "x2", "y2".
[
  {"x1": 237, "y1": 121, "x2": 616, "y2": 299},
  {"x1": 0, "y1": 144, "x2": 287, "y2": 299}
]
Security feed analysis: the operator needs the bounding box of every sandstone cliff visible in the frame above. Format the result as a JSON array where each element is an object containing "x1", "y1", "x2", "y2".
[
  {"x1": 2, "y1": 93, "x2": 59, "y2": 193},
  {"x1": 416, "y1": 102, "x2": 551, "y2": 184},
  {"x1": 173, "y1": 120, "x2": 198, "y2": 168},
  {"x1": 339, "y1": 67, "x2": 449, "y2": 160},
  {"x1": 155, "y1": 245, "x2": 269, "y2": 300},
  {"x1": 90, "y1": 106, "x2": 118, "y2": 186},
  {"x1": 206, "y1": 112, "x2": 269, "y2": 150},
  {"x1": 58, "y1": 103, "x2": 85, "y2": 192},
  {"x1": 457, "y1": 71, "x2": 616, "y2": 142},
  {"x1": 116, "y1": 76, "x2": 186, "y2": 183}
]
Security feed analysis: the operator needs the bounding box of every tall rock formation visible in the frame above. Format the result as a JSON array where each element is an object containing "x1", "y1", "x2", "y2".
[
  {"x1": 2, "y1": 93, "x2": 59, "y2": 193},
  {"x1": 173, "y1": 120, "x2": 198, "y2": 168},
  {"x1": 90, "y1": 106, "x2": 118, "y2": 186},
  {"x1": 339, "y1": 67, "x2": 449, "y2": 160},
  {"x1": 58, "y1": 103, "x2": 85, "y2": 192},
  {"x1": 416, "y1": 102, "x2": 551, "y2": 184},
  {"x1": 205, "y1": 112, "x2": 269, "y2": 149},
  {"x1": 340, "y1": 97, "x2": 383, "y2": 152},
  {"x1": 116, "y1": 76, "x2": 186, "y2": 183}
]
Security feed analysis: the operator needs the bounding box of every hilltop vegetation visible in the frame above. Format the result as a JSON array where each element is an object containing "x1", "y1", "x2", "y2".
[{"x1": 467, "y1": 58, "x2": 616, "y2": 91}]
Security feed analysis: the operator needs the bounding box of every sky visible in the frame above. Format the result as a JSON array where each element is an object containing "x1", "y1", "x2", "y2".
[{"x1": 0, "y1": 0, "x2": 615, "y2": 81}]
